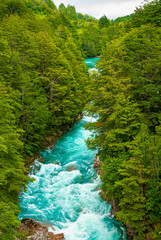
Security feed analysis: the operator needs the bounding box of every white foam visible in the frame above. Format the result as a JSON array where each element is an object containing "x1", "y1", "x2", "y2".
[
  {"x1": 64, "y1": 161, "x2": 77, "y2": 167},
  {"x1": 55, "y1": 212, "x2": 116, "y2": 240},
  {"x1": 89, "y1": 68, "x2": 98, "y2": 73},
  {"x1": 83, "y1": 115, "x2": 97, "y2": 123},
  {"x1": 19, "y1": 111, "x2": 126, "y2": 240}
]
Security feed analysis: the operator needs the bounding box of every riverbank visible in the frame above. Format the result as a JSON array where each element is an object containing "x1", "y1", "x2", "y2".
[
  {"x1": 93, "y1": 155, "x2": 137, "y2": 240},
  {"x1": 26, "y1": 113, "x2": 84, "y2": 167},
  {"x1": 85, "y1": 55, "x2": 100, "y2": 59},
  {"x1": 19, "y1": 113, "x2": 84, "y2": 239},
  {"x1": 19, "y1": 115, "x2": 126, "y2": 240}
]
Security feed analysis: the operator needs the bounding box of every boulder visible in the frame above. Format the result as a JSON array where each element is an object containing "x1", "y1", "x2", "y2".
[
  {"x1": 94, "y1": 187, "x2": 101, "y2": 192},
  {"x1": 39, "y1": 158, "x2": 44, "y2": 163},
  {"x1": 42, "y1": 223, "x2": 55, "y2": 231},
  {"x1": 50, "y1": 145, "x2": 55, "y2": 150},
  {"x1": 21, "y1": 218, "x2": 64, "y2": 240},
  {"x1": 27, "y1": 231, "x2": 47, "y2": 240},
  {"x1": 67, "y1": 165, "x2": 77, "y2": 171},
  {"x1": 21, "y1": 218, "x2": 45, "y2": 231},
  {"x1": 52, "y1": 233, "x2": 64, "y2": 240},
  {"x1": 30, "y1": 157, "x2": 35, "y2": 162},
  {"x1": 93, "y1": 155, "x2": 100, "y2": 169}
]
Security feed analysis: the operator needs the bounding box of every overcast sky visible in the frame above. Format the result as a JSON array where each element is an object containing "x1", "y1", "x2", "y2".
[{"x1": 53, "y1": 0, "x2": 151, "y2": 19}]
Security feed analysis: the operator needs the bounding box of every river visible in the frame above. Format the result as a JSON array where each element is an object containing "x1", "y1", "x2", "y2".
[{"x1": 19, "y1": 57, "x2": 127, "y2": 240}]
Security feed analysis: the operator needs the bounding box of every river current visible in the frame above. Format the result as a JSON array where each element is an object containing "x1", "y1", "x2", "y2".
[{"x1": 19, "y1": 57, "x2": 127, "y2": 240}]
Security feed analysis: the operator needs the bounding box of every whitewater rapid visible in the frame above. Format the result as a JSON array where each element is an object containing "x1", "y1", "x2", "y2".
[
  {"x1": 19, "y1": 57, "x2": 127, "y2": 240},
  {"x1": 19, "y1": 115, "x2": 126, "y2": 240}
]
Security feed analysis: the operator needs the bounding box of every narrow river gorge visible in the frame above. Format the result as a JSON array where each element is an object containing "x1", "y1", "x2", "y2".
[{"x1": 19, "y1": 58, "x2": 127, "y2": 240}]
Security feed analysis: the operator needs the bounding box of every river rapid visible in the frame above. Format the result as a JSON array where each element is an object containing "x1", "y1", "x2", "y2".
[{"x1": 19, "y1": 57, "x2": 127, "y2": 240}]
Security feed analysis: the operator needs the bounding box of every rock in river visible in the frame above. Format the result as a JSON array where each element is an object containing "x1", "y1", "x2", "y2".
[
  {"x1": 93, "y1": 155, "x2": 100, "y2": 169},
  {"x1": 67, "y1": 165, "x2": 78, "y2": 171},
  {"x1": 20, "y1": 218, "x2": 64, "y2": 240}
]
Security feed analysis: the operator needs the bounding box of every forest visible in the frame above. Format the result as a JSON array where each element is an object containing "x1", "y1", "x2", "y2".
[
  {"x1": 0, "y1": 0, "x2": 90, "y2": 239},
  {"x1": 0, "y1": 0, "x2": 160, "y2": 239},
  {"x1": 85, "y1": 1, "x2": 161, "y2": 239}
]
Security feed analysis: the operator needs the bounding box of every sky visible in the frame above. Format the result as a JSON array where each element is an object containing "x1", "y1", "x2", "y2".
[{"x1": 53, "y1": 0, "x2": 151, "y2": 19}]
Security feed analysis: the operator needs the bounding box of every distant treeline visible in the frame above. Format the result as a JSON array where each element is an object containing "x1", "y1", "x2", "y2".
[{"x1": 58, "y1": 2, "x2": 132, "y2": 57}]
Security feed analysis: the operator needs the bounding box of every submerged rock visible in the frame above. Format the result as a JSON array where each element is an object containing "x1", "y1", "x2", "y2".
[
  {"x1": 41, "y1": 223, "x2": 55, "y2": 231},
  {"x1": 39, "y1": 158, "x2": 45, "y2": 163},
  {"x1": 94, "y1": 187, "x2": 101, "y2": 192},
  {"x1": 30, "y1": 162, "x2": 41, "y2": 175},
  {"x1": 52, "y1": 161, "x2": 58, "y2": 165},
  {"x1": 21, "y1": 218, "x2": 64, "y2": 240},
  {"x1": 67, "y1": 165, "x2": 77, "y2": 171}
]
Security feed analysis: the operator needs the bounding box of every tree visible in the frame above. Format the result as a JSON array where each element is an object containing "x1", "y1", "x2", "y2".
[
  {"x1": 59, "y1": 3, "x2": 66, "y2": 12},
  {"x1": 44, "y1": 0, "x2": 56, "y2": 10},
  {"x1": 85, "y1": 5, "x2": 161, "y2": 238},
  {"x1": 115, "y1": 157, "x2": 147, "y2": 238},
  {"x1": 0, "y1": 83, "x2": 31, "y2": 240},
  {"x1": 98, "y1": 15, "x2": 111, "y2": 29},
  {"x1": 0, "y1": 0, "x2": 90, "y2": 238},
  {"x1": 0, "y1": 15, "x2": 51, "y2": 152},
  {"x1": 131, "y1": 0, "x2": 161, "y2": 27},
  {"x1": 80, "y1": 23, "x2": 101, "y2": 57},
  {"x1": 1, "y1": 0, "x2": 27, "y2": 16}
]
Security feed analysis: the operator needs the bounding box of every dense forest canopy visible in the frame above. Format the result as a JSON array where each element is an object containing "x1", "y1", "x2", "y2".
[
  {"x1": 0, "y1": 0, "x2": 160, "y2": 239},
  {"x1": 85, "y1": 0, "x2": 161, "y2": 239},
  {"x1": 0, "y1": 0, "x2": 90, "y2": 239},
  {"x1": 57, "y1": 2, "x2": 132, "y2": 57}
]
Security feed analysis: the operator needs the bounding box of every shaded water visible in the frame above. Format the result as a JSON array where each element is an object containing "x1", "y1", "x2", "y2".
[{"x1": 19, "y1": 57, "x2": 127, "y2": 240}]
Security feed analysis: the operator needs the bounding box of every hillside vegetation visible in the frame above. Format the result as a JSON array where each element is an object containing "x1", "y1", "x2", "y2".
[
  {"x1": 0, "y1": 1, "x2": 90, "y2": 239},
  {"x1": 0, "y1": 0, "x2": 160, "y2": 239},
  {"x1": 85, "y1": 1, "x2": 161, "y2": 239}
]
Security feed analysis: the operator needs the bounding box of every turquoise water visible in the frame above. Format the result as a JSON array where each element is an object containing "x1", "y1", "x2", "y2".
[
  {"x1": 84, "y1": 57, "x2": 100, "y2": 69},
  {"x1": 19, "y1": 58, "x2": 127, "y2": 240}
]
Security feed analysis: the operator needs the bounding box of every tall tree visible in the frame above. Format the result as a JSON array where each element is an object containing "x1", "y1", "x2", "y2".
[
  {"x1": 0, "y1": 83, "x2": 31, "y2": 240},
  {"x1": 98, "y1": 15, "x2": 111, "y2": 29}
]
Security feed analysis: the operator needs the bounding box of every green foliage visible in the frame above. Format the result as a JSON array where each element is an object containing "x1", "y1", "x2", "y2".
[
  {"x1": 0, "y1": 202, "x2": 20, "y2": 240},
  {"x1": 0, "y1": 83, "x2": 31, "y2": 239},
  {"x1": 98, "y1": 15, "x2": 111, "y2": 29},
  {"x1": 111, "y1": 14, "x2": 133, "y2": 24},
  {"x1": 0, "y1": 0, "x2": 27, "y2": 16},
  {"x1": 86, "y1": 1, "x2": 161, "y2": 238},
  {"x1": 115, "y1": 157, "x2": 147, "y2": 237},
  {"x1": 23, "y1": 0, "x2": 55, "y2": 15},
  {"x1": 131, "y1": 0, "x2": 161, "y2": 27},
  {"x1": 101, "y1": 153, "x2": 129, "y2": 200},
  {"x1": 0, "y1": 0, "x2": 89, "y2": 238},
  {"x1": 59, "y1": 4, "x2": 77, "y2": 20},
  {"x1": 44, "y1": 0, "x2": 56, "y2": 10},
  {"x1": 79, "y1": 22, "x2": 101, "y2": 57},
  {"x1": 0, "y1": 0, "x2": 160, "y2": 239}
]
